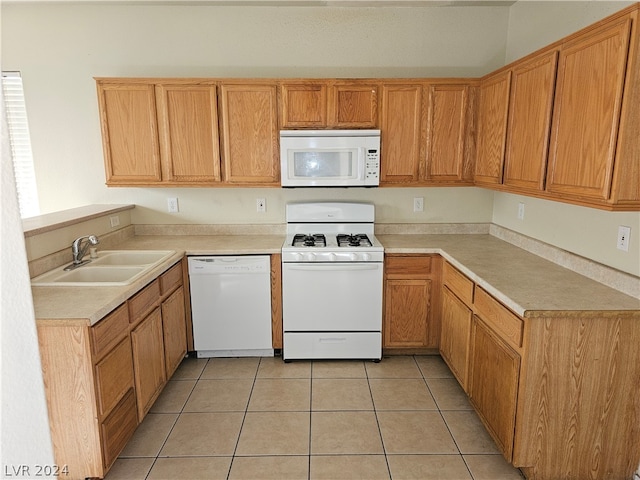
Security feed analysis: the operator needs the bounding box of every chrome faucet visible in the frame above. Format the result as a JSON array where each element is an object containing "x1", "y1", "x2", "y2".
[{"x1": 64, "y1": 235, "x2": 100, "y2": 271}]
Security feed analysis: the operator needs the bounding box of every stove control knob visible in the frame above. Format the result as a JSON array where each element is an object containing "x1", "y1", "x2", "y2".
[
  {"x1": 329, "y1": 253, "x2": 337, "y2": 261},
  {"x1": 305, "y1": 252, "x2": 316, "y2": 261},
  {"x1": 293, "y1": 252, "x2": 303, "y2": 261},
  {"x1": 349, "y1": 253, "x2": 358, "y2": 261},
  {"x1": 362, "y1": 253, "x2": 371, "y2": 261}
]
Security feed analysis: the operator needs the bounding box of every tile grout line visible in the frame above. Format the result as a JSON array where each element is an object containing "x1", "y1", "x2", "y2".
[
  {"x1": 143, "y1": 356, "x2": 206, "y2": 479},
  {"x1": 226, "y1": 357, "x2": 262, "y2": 480}
]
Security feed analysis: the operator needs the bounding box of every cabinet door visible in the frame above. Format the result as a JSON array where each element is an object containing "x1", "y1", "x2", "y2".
[
  {"x1": 440, "y1": 287, "x2": 472, "y2": 391},
  {"x1": 503, "y1": 51, "x2": 558, "y2": 192},
  {"x1": 220, "y1": 84, "x2": 280, "y2": 184},
  {"x1": 97, "y1": 83, "x2": 161, "y2": 184},
  {"x1": 131, "y1": 307, "x2": 166, "y2": 420},
  {"x1": 329, "y1": 83, "x2": 378, "y2": 128},
  {"x1": 384, "y1": 279, "x2": 431, "y2": 348},
  {"x1": 281, "y1": 83, "x2": 327, "y2": 128},
  {"x1": 156, "y1": 84, "x2": 221, "y2": 183},
  {"x1": 162, "y1": 286, "x2": 187, "y2": 378},
  {"x1": 546, "y1": 19, "x2": 632, "y2": 201},
  {"x1": 425, "y1": 84, "x2": 472, "y2": 183},
  {"x1": 380, "y1": 84, "x2": 423, "y2": 184},
  {"x1": 475, "y1": 71, "x2": 511, "y2": 186},
  {"x1": 94, "y1": 337, "x2": 135, "y2": 418},
  {"x1": 468, "y1": 315, "x2": 520, "y2": 461}
]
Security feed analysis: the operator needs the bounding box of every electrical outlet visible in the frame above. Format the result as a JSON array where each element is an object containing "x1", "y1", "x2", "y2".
[
  {"x1": 109, "y1": 215, "x2": 120, "y2": 228},
  {"x1": 167, "y1": 197, "x2": 179, "y2": 213},
  {"x1": 413, "y1": 197, "x2": 424, "y2": 212},
  {"x1": 517, "y1": 202, "x2": 525, "y2": 220},
  {"x1": 256, "y1": 198, "x2": 266, "y2": 213},
  {"x1": 617, "y1": 225, "x2": 630, "y2": 252}
]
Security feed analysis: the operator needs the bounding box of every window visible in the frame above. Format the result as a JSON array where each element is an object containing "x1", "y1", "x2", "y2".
[{"x1": 2, "y1": 71, "x2": 40, "y2": 218}]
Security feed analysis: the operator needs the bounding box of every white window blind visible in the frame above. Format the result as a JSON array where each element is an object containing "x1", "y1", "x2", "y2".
[{"x1": 2, "y1": 71, "x2": 40, "y2": 218}]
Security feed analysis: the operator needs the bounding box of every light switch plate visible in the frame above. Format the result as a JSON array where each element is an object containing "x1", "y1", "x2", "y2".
[{"x1": 413, "y1": 197, "x2": 424, "y2": 212}]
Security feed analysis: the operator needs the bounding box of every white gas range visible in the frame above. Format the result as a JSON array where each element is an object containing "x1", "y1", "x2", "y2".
[{"x1": 281, "y1": 202, "x2": 384, "y2": 361}]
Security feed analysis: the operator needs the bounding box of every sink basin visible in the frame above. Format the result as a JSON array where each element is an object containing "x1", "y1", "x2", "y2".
[
  {"x1": 91, "y1": 250, "x2": 174, "y2": 266},
  {"x1": 31, "y1": 250, "x2": 176, "y2": 287}
]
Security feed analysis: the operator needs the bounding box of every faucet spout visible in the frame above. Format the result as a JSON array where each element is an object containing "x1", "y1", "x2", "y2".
[{"x1": 65, "y1": 235, "x2": 100, "y2": 270}]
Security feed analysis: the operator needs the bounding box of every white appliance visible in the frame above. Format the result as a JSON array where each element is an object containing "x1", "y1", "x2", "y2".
[
  {"x1": 188, "y1": 256, "x2": 273, "y2": 358},
  {"x1": 280, "y1": 129, "x2": 381, "y2": 187},
  {"x1": 282, "y1": 202, "x2": 384, "y2": 361}
]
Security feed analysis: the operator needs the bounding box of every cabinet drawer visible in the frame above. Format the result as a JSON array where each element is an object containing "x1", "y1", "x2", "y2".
[
  {"x1": 128, "y1": 280, "x2": 160, "y2": 324},
  {"x1": 95, "y1": 337, "x2": 135, "y2": 418},
  {"x1": 385, "y1": 255, "x2": 432, "y2": 277},
  {"x1": 160, "y1": 261, "x2": 183, "y2": 296},
  {"x1": 474, "y1": 286, "x2": 523, "y2": 349},
  {"x1": 443, "y1": 262, "x2": 474, "y2": 306},
  {"x1": 91, "y1": 304, "x2": 129, "y2": 359},
  {"x1": 101, "y1": 389, "x2": 138, "y2": 470}
]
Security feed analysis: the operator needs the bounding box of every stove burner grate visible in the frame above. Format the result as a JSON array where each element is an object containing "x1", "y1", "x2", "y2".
[
  {"x1": 292, "y1": 233, "x2": 326, "y2": 248},
  {"x1": 337, "y1": 234, "x2": 373, "y2": 248}
]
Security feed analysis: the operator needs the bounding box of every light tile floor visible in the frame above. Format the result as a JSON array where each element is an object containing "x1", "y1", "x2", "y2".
[{"x1": 105, "y1": 355, "x2": 525, "y2": 480}]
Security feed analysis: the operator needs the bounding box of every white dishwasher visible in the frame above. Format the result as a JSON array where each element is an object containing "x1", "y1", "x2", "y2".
[{"x1": 188, "y1": 256, "x2": 273, "y2": 358}]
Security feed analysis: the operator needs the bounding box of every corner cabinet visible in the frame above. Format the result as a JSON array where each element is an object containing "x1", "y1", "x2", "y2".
[
  {"x1": 383, "y1": 254, "x2": 441, "y2": 350},
  {"x1": 474, "y1": 70, "x2": 511, "y2": 186},
  {"x1": 439, "y1": 262, "x2": 474, "y2": 390},
  {"x1": 475, "y1": 4, "x2": 640, "y2": 210},
  {"x1": 438, "y1": 259, "x2": 640, "y2": 479},
  {"x1": 37, "y1": 259, "x2": 188, "y2": 479}
]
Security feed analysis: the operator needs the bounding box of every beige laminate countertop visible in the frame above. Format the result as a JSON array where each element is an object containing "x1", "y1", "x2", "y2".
[
  {"x1": 379, "y1": 234, "x2": 640, "y2": 316},
  {"x1": 31, "y1": 233, "x2": 639, "y2": 326},
  {"x1": 31, "y1": 234, "x2": 284, "y2": 325}
]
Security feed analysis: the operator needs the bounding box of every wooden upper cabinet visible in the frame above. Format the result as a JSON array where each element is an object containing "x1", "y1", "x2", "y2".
[
  {"x1": 97, "y1": 83, "x2": 162, "y2": 184},
  {"x1": 281, "y1": 83, "x2": 327, "y2": 128},
  {"x1": 475, "y1": 70, "x2": 511, "y2": 186},
  {"x1": 220, "y1": 83, "x2": 280, "y2": 184},
  {"x1": 546, "y1": 17, "x2": 632, "y2": 202},
  {"x1": 503, "y1": 51, "x2": 558, "y2": 193},
  {"x1": 329, "y1": 83, "x2": 378, "y2": 128},
  {"x1": 425, "y1": 84, "x2": 474, "y2": 183},
  {"x1": 380, "y1": 84, "x2": 423, "y2": 184},
  {"x1": 280, "y1": 81, "x2": 378, "y2": 128},
  {"x1": 155, "y1": 84, "x2": 221, "y2": 183}
]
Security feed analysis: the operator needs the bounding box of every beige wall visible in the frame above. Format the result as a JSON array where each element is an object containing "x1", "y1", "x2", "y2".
[
  {"x1": 2, "y1": 2, "x2": 639, "y2": 277},
  {"x1": 495, "y1": 1, "x2": 640, "y2": 277},
  {"x1": 1, "y1": 2, "x2": 507, "y2": 222}
]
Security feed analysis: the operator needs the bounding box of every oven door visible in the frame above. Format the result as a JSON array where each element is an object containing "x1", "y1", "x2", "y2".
[{"x1": 282, "y1": 262, "x2": 383, "y2": 331}]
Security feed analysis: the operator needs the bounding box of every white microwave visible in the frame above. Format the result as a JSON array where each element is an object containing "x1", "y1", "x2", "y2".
[{"x1": 280, "y1": 129, "x2": 380, "y2": 187}]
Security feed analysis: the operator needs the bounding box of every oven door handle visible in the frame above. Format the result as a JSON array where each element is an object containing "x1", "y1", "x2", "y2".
[{"x1": 285, "y1": 264, "x2": 380, "y2": 271}]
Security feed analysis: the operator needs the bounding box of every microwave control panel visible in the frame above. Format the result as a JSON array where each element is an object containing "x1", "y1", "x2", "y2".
[{"x1": 365, "y1": 149, "x2": 380, "y2": 182}]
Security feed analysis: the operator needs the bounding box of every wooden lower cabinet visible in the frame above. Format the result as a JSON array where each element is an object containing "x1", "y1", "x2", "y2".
[
  {"x1": 383, "y1": 255, "x2": 440, "y2": 350},
  {"x1": 100, "y1": 389, "x2": 138, "y2": 469},
  {"x1": 131, "y1": 307, "x2": 167, "y2": 420},
  {"x1": 440, "y1": 286, "x2": 472, "y2": 390},
  {"x1": 162, "y1": 286, "x2": 188, "y2": 378},
  {"x1": 37, "y1": 259, "x2": 189, "y2": 479},
  {"x1": 438, "y1": 260, "x2": 640, "y2": 479},
  {"x1": 468, "y1": 315, "x2": 520, "y2": 460}
]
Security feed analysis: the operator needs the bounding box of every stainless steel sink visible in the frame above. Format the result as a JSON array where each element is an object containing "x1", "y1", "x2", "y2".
[{"x1": 31, "y1": 250, "x2": 176, "y2": 287}]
